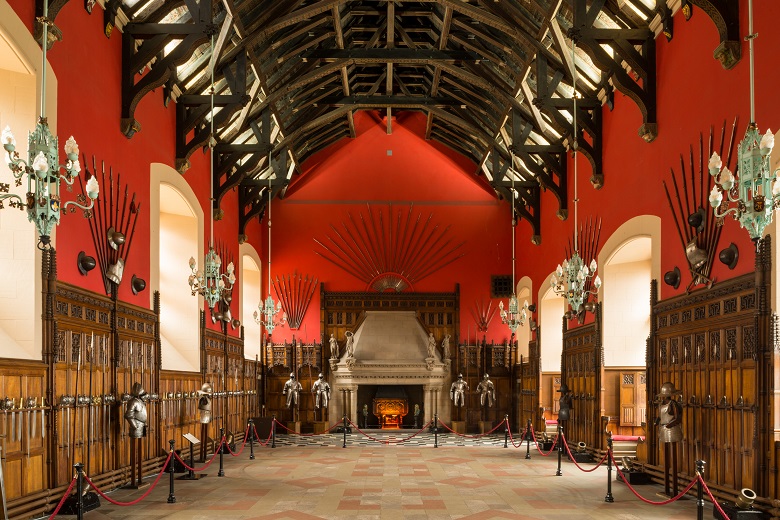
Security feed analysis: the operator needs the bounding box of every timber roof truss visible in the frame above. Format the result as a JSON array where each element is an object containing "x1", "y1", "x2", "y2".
[{"x1": 100, "y1": 0, "x2": 737, "y2": 243}]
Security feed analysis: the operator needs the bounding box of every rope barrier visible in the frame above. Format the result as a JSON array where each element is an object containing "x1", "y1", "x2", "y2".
[
  {"x1": 224, "y1": 426, "x2": 252, "y2": 456},
  {"x1": 271, "y1": 418, "x2": 342, "y2": 436},
  {"x1": 47, "y1": 474, "x2": 78, "y2": 520},
  {"x1": 609, "y1": 451, "x2": 697, "y2": 505},
  {"x1": 252, "y1": 424, "x2": 274, "y2": 446},
  {"x1": 505, "y1": 425, "x2": 527, "y2": 448},
  {"x1": 173, "y1": 438, "x2": 224, "y2": 472},
  {"x1": 437, "y1": 418, "x2": 506, "y2": 438},
  {"x1": 699, "y1": 474, "x2": 732, "y2": 520},
  {"x1": 82, "y1": 452, "x2": 173, "y2": 507},
  {"x1": 560, "y1": 433, "x2": 608, "y2": 472},
  {"x1": 346, "y1": 418, "x2": 433, "y2": 444},
  {"x1": 528, "y1": 425, "x2": 558, "y2": 456}
]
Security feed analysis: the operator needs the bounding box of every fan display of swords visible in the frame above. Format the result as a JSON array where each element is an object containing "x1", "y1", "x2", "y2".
[
  {"x1": 271, "y1": 272, "x2": 318, "y2": 330},
  {"x1": 662, "y1": 119, "x2": 736, "y2": 292},
  {"x1": 211, "y1": 242, "x2": 239, "y2": 330},
  {"x1": 472, "y1": 299, "x2": 497, "y2": 332},
  {"x1": 79, "y1": 155, "x2": 141, "y2": 294}
]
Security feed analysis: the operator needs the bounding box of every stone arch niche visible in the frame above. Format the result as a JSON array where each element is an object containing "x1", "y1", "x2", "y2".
[{"x1": 321, "y1": 286, "x2": 459, "y2": 426}]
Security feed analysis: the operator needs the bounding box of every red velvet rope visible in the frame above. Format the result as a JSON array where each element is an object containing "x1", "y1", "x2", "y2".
[
  {"x1": 437, "y1": 417, "x2": 506, "y2": 438},
  {"x1": 173, "y1": 438, "x2": 224, "y2": 472},
  {"x1": 252, "y1": 424, "x2": 274, "y2": 446},
  {"x1": 699, "y1": 474, "x2": 732, "y2": 519},
  {"x1": 610, "y1": 451, "x2": 698, "y2": 505},
  {"x1": 224, "y1": 426, "x2": 251, "y2": 456},
  {"x1": 47, "y1": 474, "x2": 77, "y2": 519},
  {"x1": 82, "y1": 452, "x2": 172, "y2": 507},
  {"x1": 560, "y1": 433, "x2": 608, "y2": 472},
  {"x1": 528, "y1": 425, "x2": 559, "y2": 456},
  {"x1": 347, "y1": 418, "x2": 433, "y2": 444},
  {"x1": 505, "y1": 425, "x2": 527, "y2": 448}
]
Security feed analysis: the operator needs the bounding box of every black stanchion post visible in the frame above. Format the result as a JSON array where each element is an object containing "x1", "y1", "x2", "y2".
[
  {"x1": 249, "y1": 419, "x2": 255, "y2": 460},
  {"x1": 218, "y1": 428, "x2": 225, "y2": 477},
  {"x1": 604, "y1": 435, "x2": 614, "y2": 503},
  {"x1": 167, "y1": 440, "x2": 177, "y2": 504},
  {"x1": 504, "y1": 414, "x2": 509, "y2": 448},
  {"x1": 75, "y1": 462, "x2": 84, "y2": 520},
  {"x1": 555, "y1": 422, "x2": 563, "y2": 476},
  {"x1": 525, "y1": 419, "x2": 531, "y2": 459},
  {"x1": 434, "y1": 413, "x2": 439, "y2": 448},
  {"x1": 696, "y1": 460, "x2": 706, "y2": 520},
  {"x1": 342, "y1": 414, "x2": 347, "y2": 448},
  {"x1": 271, "y1": 414, "x2": 276, "y2": 449}
]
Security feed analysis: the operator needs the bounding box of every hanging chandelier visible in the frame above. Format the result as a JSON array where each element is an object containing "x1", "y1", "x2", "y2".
[
  {"x1": 253, "y1": 175, "x2": 286, "y2": 336},
  {"x1": 1, "y1": 0, "x2": 98, "y2": 249},
  {"x1": 499, "y1": 167, "x2": 529, "y2": 334},
  {"x1": 709, "y1": 0, "x2": 779, "y2": 243},
  {"x1": 188, "y1": 32, "x2": 235, "y2": 316},
  {"x1": 550, "y1": 37, "x2": 601, "y2": 317}
]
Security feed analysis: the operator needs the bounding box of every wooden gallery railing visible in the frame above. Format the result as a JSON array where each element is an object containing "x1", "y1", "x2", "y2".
[
  {"x1": 519, "y1": 338, "x2": 542, "y2": 433},
  {"x1": 648, "y1": 236, "x2": 774, "y2": 501},
  {"x1": 561, "y1": 303, "x2": 604, "y2": 451}
]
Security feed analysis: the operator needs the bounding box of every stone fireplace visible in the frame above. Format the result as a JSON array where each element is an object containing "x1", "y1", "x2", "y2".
[{"x1": 330, "y1": 311, "x2": 451, "y2": 425}]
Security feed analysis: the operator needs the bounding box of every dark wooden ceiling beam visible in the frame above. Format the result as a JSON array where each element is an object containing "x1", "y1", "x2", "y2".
[
  {"x1": 332, "y1": 5, "x2": 357, "y2": 138},
  {"x1": 572, "y1": 0, "x2": 657, "y2": 142}
]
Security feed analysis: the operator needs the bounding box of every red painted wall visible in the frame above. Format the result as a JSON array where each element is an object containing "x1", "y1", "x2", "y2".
[{"x1": 6, "y1": 0, "x2": 780, "y2": 351}]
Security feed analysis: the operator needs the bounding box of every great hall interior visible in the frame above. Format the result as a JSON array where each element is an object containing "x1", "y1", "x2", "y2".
[{"x1": 1, "y1": 0, "x2": 780, "y2": 518}]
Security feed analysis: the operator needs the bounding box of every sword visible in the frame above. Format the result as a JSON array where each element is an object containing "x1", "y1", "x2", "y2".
[
  {"x1": 30, "y1": 397, "x2": 37, "y2": 444},
  {"x1": 17, "y1": 401, "x2": 22, "y2": 450},
  {"x1": 41, "y1": 398, "x2": 45, "y2": 440},
  {"x1": 9, "y1": 399, "x2": 15, "y2": 443}
]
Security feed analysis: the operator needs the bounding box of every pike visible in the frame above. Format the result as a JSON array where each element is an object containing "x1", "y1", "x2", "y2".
[{"x1": 87, "y1": 332, "x2": 94, "y2": 476}]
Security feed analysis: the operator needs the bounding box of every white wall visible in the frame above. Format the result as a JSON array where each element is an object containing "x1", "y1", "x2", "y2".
[
  {"x1": 539, "y1": 278, "x2": 565, "y2": 373},
  {"x1": 602, "y1": 252, "x2": 651, "y2": 367},
  {"x1": 241, "y1": 248, "x2": 262, "y2": 359},
  {"x1": 150, "y1": 167, "x2": 204, "y2": 373},
  {"x1": 0, "y1": 11, "x2": 51, "y2": 360}
]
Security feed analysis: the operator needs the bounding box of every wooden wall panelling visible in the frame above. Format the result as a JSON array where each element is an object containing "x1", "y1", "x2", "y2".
[
  {"x1": 649, "y1": 263, "x2": 768, "y2": 499},
  {"x1": 0, "y1": 361, "x2": 48, "y2": 501},
  {"x1": 519, "y1": 338, "x2": 541, "y2": 432},
  {"x1": 52, "y1": 282, "x2": 113, "y2": 486},
  {"x1": 116, "y1": 301, "x2": 159, "y2": 460},
  {"x1": 561, "y1": 303, "x2": 604, "y2": 451},
  {"x1": 159, "y1": 371, "x2": 201, "y2": 459}
]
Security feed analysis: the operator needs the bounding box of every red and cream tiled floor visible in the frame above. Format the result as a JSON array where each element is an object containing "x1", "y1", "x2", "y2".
[{"x1": 80, "y1": 433, "x2": 701, "y2": 519}]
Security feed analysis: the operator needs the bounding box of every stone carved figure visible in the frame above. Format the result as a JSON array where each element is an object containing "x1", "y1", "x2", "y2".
[
  {"x1": 329, "y1": 334, "x2": 338, "y2": 359},
  {"x1": 345, "y1": 331, "x2": 355, "y2": 358},
  {"x1": 282, "y1": 373, "x2": 303, "y2": 409},
  {"x1": 450, "y1": 374, "x2": 469, "y2": 407},
  {"x1": 655, "y1": 382, "x2": 683, "y2": 497},
  {"x1": 476, "y1": 374, "x2": 495, "y2": 407},
  {"x1": 414, "y1": 404, "x2": 421, "y2": 428},
  {"x1": 311, "y1": 373, "x2": 331, "y2": 409},
  {"x1": 124, "y1": 382, "x2": 148, "y2": 438},
  {"x1": 441, "y1": 334, "x2": 451, "y2": 360},
  {"x1": 197, "y1": 382, "x2": 213, "y2": 424},
  {"x1": 557, "y1": 383, "x2": 573, "y2": 422},
  {"x1": 427, "y1": 332, "x2": 436, "y2": 358}
]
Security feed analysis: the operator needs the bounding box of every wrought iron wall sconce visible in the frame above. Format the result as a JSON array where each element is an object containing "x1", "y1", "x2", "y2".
[
  {"x1": 718, "y1": 243, "x2": 739, "y2": 270},
  {"x1": 663, "y1": 266, "x2": 681, "y2": 289},
  {"x1": 131, "y1": 274, "x2": 146, "y2": 295},
  {"x1": 77, "y1": 251, "x2": 96, "y2": 275}
]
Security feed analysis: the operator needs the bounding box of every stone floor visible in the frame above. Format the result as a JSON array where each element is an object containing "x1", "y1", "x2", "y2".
[{"x1": 58, "y1": 432, "x2": 703, "y2": 520}]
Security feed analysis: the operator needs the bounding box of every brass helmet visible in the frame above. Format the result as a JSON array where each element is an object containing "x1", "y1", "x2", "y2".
[{"x1": 657, "y1": 382, "x2": 680, "y2": 397}]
